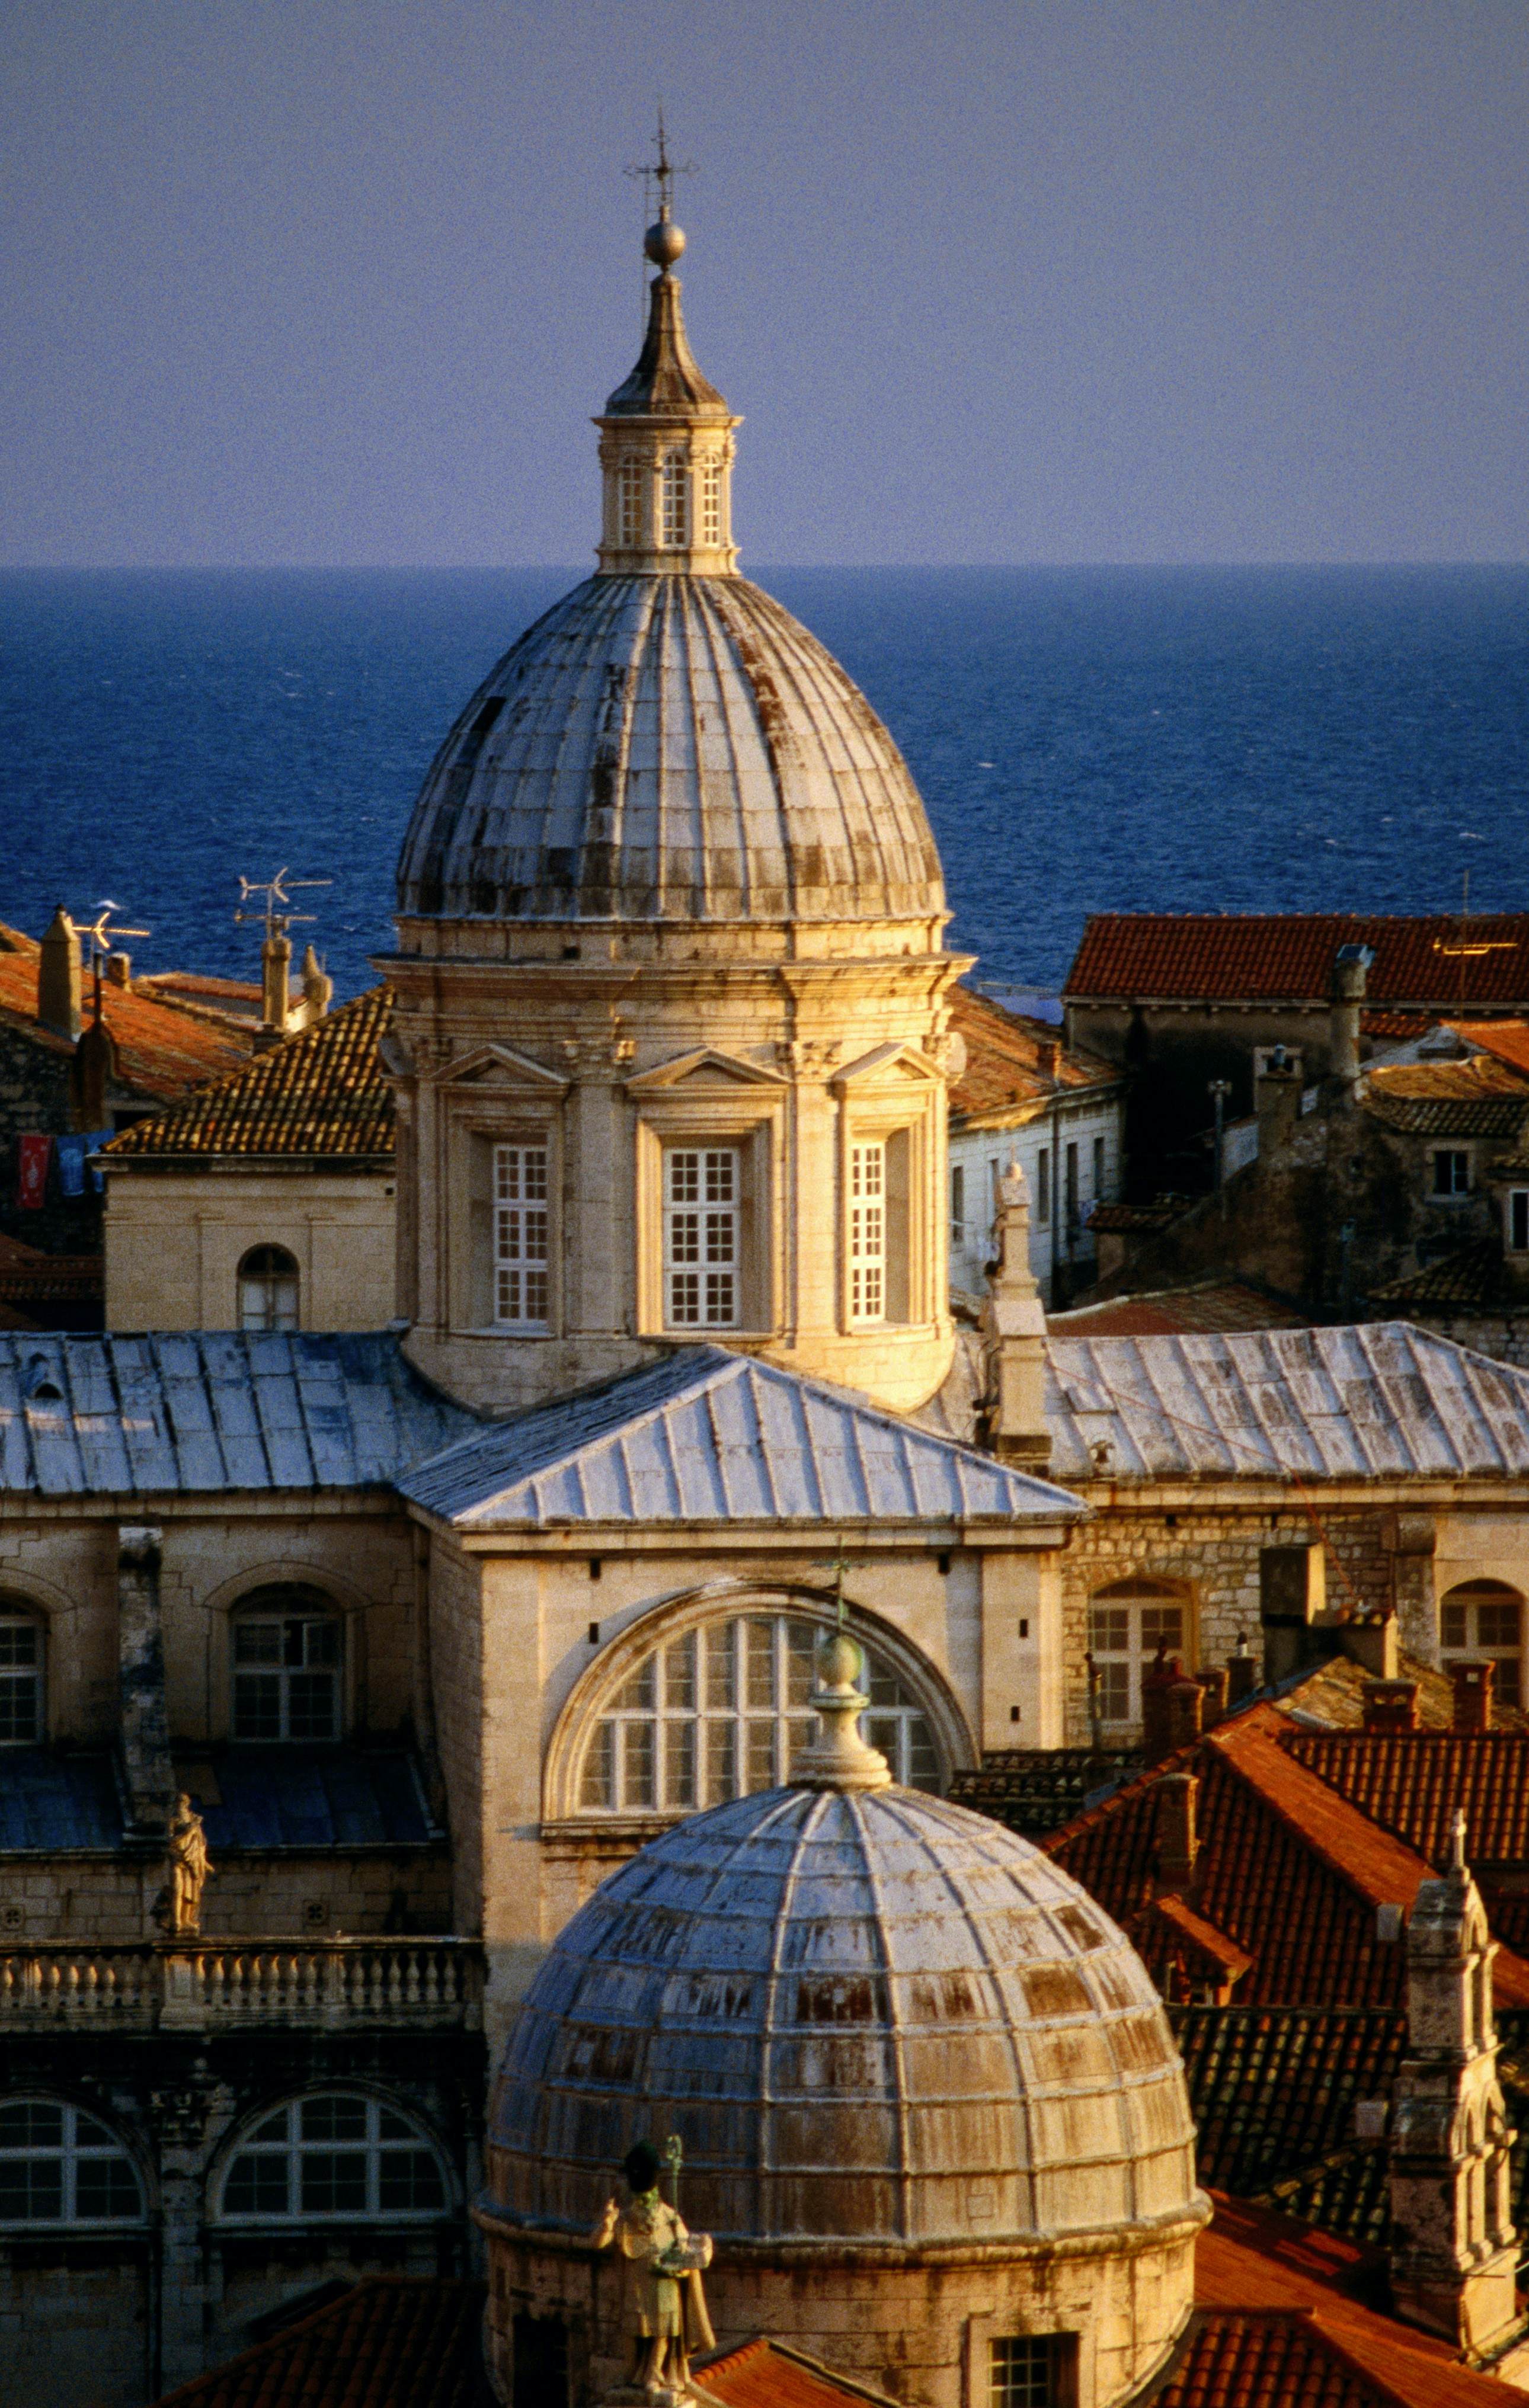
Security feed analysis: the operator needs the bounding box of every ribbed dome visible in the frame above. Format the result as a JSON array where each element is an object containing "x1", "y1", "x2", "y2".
[
  {"x1": 395, "y1": 575, "x2": 946, "y2": 928},
  {"x1": 487, "y1": 1783, "x2": 1199, "y2": 2248}
]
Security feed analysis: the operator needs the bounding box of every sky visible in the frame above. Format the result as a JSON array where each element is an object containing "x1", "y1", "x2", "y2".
[{"x1": 2, "y1": 1, "x2": 1525, "y2": 568}]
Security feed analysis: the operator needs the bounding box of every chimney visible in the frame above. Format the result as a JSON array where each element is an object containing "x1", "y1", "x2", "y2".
[
  {"x1": 1363, "y1": 1679, "x2": 1420, "y2": 1735},
  {"x1": 1141, "y1": 1645, "x2": 1183, "y2": 1763},
  {"x1": 981, "y1": 1157, "x2": 1051, "y2": 1471},
  {"x1": 1227, "y1": 1635, "x2": 1259, "y2": 1708},
  {"x1": 1389, "y1": 1813, "x2": 1518, "y2": 2351},
  {"x1": 38, "y1": 906, "x2": 82, "y2": 1040},
  {"x1": 260, "y1": 933, "x2": 292, "y2": 1042},
  {"x1": 1037, "y1": 1038, "x2": 1061, "y2": 1083},
  {"x1": 1165, "y1": 1671, "x2": 1205, "y2": 1752},
  {"x1": 1254, "y1": 1045, "x2": 1303, "y2": 1158},
  {"x1": 1331, "y1": 942, "x2": 1373, "y2": 1094},
  {"x1": 105, "y1": 952, "x2": 131, "y2": 988},
  {"x1": 1450, "y1": 1661, "x2": 1494, "y2": 1734},
  {"x1": 1155, "y1": 1772, "x2": 1199, "y2": 1893},
  {"x1": 1196, "y1": 1667, "x2": 1229, "y2": 1728},
  {"x1": 300, "y1": 942, "x2": 333, "y2": 1019}
]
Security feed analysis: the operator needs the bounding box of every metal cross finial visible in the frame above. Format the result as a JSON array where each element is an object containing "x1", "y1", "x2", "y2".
[
  {"x1": 814, "y1": 1538, "x2": 853, "y2": 1629},
  {"x1": 624, "y1": 108, "x2": 696, "y2": 224}
]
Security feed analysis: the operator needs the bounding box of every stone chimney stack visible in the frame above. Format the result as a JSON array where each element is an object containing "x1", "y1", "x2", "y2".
[
  {"x1": 1450, "y1": 1661, "x2": 1495, "y2": 1734},
  {"x1": 1364, "y1": 1679, "x2": 1421, "y2": 1734},
  {"x1": 1389, "y1": 1812, "x2": 1518, "y2": 2353},
  {"x1": 1331, "y1": 942, "x2": 1373, "y2": 1095},
  {"x1": 1255, "y1": 1046, "x2": 1303, "y2": 1158},
  {"x1": 300, "y1": 943, "x2": 334, "y2": 1019},
  {"x1": 260, "y1": 933, "x2": 292, "y2": 1040},
  {"x1": 38, "y1": 905, "x2": 82, "y2": 1040},
  {"x1": 1154, "y1": 1772, "x2": 1199, "y2": 1893},
  {"x1": 981, "y1": 1157, "x2": 1051, "y2": 1471}
]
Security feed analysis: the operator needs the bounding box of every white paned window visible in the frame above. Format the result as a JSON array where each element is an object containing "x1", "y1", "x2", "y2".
[
  {"x1": 494, "y1": 1144, "x2": 550, "y2": 1328},
  {"x1": 239, "y1": 1245, "x2": 299, "y2": 1332},
  {"x1": 664, "y1": 1148, "x2": 738, "y2": 1328},
  {"x1": 1088, "y1": 1589, "x2": 1186, "y2": 1730},
  {"x1": 0, "y1": 2101, "x2": 143, "y2": 2226},
  {"x1": 990, "y1": 2337, "x2": 1055, "y2": 2408},
  {"x1": 661, "y1": 451, "x2": 690, "y2": 547},
  {"x1": 232, "y1": 1594, "x2": 340, "y2": 1740},
  {"x1": 849, "y1": 1142, "x2": 885, "y2": 1322},
  {"x1": 618, "y1": 457, "x2": 644, "y2": 547},
  {"x1": 700, "y1": 463, "x2": 722, "y2": 544},
  {"x1": 1432, "y1": 1149, "x2": 1470, "y2": 1197},
  {"x1": 219, "y1": 2095, "x2": 446, "y2": 2223},
  {"x1": 0, "y1": 1611, "x2": 42, "y2": 1745},
  {"x1": 1441, "y1": 1581, "x2": 1522, "y2": 1709},
  {"x1": 578, "y1": 1612, "x2": 940, "y2": 1813}
]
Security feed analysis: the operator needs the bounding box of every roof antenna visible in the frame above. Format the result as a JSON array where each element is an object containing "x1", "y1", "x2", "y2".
[
  {"x1": 77, "y1": 901, "x2": 151, "y2": 1026},
  {"x1": 235, "y1": 868, "x2": 332, "y2": 1044}
]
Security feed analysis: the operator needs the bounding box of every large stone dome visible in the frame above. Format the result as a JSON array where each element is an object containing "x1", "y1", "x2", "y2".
[
  {"x1": 485, "y1": 1781, "x2": 1199, "y2": 2249},
  {"x1": 395, "y1": 574, "x2": 946, "y2": 931}
]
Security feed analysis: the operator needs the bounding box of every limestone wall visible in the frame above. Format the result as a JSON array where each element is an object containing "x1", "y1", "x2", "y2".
[{"x1": 103, "y1": 1168, "x2": 395, "y2": 1330}]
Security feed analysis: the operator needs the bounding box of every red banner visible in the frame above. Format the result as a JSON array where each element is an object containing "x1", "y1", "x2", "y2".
[{"x1": 17, "y1": 1133, "x2": 50, "y2": 1209}]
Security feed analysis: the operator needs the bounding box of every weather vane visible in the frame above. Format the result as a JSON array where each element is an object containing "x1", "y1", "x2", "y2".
[
  {"x1": 233, "y1": 867, "x2": 332, "y2": 943},
  {"x1": 623, "y1": 105, "x2": 697, "y2": 226}
]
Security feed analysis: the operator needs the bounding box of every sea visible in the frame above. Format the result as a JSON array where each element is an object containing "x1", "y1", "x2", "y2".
[{"x1": 1, "y1": 565, "x2": 1525, "y2": 999}]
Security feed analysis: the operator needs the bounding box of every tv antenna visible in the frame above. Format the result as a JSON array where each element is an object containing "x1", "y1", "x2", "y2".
[
  {"x1": 234, "y1": 868, "x2": 332, "y2": 943},
  {"x1": 1433, "y1": 869, "x2": 1515, "y2": 1009},
  {"x1": 75, "y1": 901, "x2": 151, "y2": 1023}
]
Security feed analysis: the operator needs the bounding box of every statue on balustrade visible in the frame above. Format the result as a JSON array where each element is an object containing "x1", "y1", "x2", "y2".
[
  {"x1": 591, "y1": 2138, "x2": 714, "y2": 2400},
  {"x1": 155, "y1": 1794, "x2": 214, "y2": 1936}
]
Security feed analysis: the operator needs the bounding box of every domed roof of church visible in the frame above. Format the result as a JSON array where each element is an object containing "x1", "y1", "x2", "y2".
[
  {"x1": 486, "y1": 1781, "x2": 1199, "y2": 2248},
  {"x1": 395, "y1": 573, "x2": 946, "y2": 929}
]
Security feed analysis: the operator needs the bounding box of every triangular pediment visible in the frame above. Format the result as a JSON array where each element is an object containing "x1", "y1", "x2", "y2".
[
  {"x1": 626, "y1": 1047, "x2": 786, "y2": 1094},
  {"x1": 439, "y1": 1044, "x2": 571, "y2": 1095},
  {"x1": 833, "y1": 1042, "x2": 943, "y2": 1091}
]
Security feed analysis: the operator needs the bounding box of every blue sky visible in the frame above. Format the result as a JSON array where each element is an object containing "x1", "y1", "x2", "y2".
[{"x1": 3, "y1": 0, "x2": 1525, "y2": 565}]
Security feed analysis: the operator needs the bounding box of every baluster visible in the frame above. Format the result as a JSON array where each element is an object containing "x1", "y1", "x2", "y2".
[{"x1": 404, "y1": 1949, "x2": 421, "y2": 2009}]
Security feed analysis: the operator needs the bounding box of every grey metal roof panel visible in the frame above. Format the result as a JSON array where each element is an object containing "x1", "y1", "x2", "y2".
[
  {"x1": 0, "y1": 1751, "x2": 123, "y2": 1850},
  {"x1": 190, "y1": 1748, "x2": 436, "y2": 1850},
  {"x1": 0, "y1": 1331, "x2": 475, "y2": 1497},
  {"x1": 1045, "y1": 1322, "x2": 1529, "y2": 1483},
  {"x1": 400, "y1": 1346, "x2": 1083, "y2": 1530}
]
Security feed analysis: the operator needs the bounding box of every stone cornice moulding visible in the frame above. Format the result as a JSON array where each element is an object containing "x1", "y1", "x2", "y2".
[
  {"x1": 625, "y1": 1045, "x2": 788, "y2": 1094},
  {"x1": 833, "y1": 1040, "x2": 945, "y2": 1093}
]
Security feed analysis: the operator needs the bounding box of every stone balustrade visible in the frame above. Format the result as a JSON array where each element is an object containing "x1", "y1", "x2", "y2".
[{"x1": 0, "y1": 1939, "x2": 482, "y2": 2031}]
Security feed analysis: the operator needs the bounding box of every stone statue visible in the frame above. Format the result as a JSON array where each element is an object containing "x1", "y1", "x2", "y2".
[
  {"x1": 156, "y1": 1793, "x2": 213, "y2": 1936},
  {"x1": 591, "y1": 2140, "x2": 714, "y2": 2400}
]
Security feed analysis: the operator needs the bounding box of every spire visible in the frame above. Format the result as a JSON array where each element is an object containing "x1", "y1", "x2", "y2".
[
  {"x1": 596, "y1": 122, "x2": 740, "y2": 576},
  {"x1": 790, "y1": 1628, "x2": 893, "y2": 1793},
  {"x1": 981, "y1": 1158, "x2": 1053, "y2": 1471}
]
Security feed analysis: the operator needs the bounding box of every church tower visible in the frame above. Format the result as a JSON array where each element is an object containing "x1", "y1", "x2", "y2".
[{"x1": 385, "y1": 161, "x2": 961, "y2": 1415}]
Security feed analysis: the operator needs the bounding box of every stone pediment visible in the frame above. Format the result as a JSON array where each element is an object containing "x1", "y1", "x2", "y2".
[
  {"x1": 437, "y1": 1044, "x2": 571, "y2": 1096},
  {"x1": 832, "y1": 1041, "x2": 943, "y2": 1091},
  {"x1": 625, "y1": 1046, "x2": 786, "y2": 1094}
]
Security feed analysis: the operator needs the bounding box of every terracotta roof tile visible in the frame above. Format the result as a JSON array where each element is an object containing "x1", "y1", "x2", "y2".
[
  {"x1": 1048, "y1": 1282, "x2": 1315, "y2": 1337},
  {"x1": 102, "y1": 987, "x2": 394, "y2": 1162},
  {"x1": 0, "y1": 931, "x2": 252, "y2": 1099},
  {"x1": 1367, "y1": 1056, "x2": 1529, "y2": 1103},
  {"x1": 1173, "y1": 2007, "x2": 1407, "y2": 2199},
  {"x1": 947, "y1": 987, "x2": 1118, "y2": 1129},
  {"x1": 1151, "y1": 1893, "x2": 1256, "y2": 1980},
  {"x1": 1066, "y1": 915, "x2": 1529, "y2": 1009},
  {"x1": 949, "y1": 1747, "x2": 1147, "y2": 1838},
  {"x1": 149, "y1": 2278, "x2": 487, "y2": 2408},
  {"x1": 1450, "y1": 1021, "x2": 1529, "y2": 1078},
  {"x1": 1282, "y1": 1731, "x2": 1529, "y2": 1868},
  {"x1": 698, "y1": 2337, "x2": 898, "y2": 2407},
  {"x1": 1367, "y1": 1245, "x2": 1512, "y2": 1311}
]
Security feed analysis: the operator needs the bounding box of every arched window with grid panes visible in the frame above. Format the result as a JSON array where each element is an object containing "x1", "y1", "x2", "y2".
[
  {"x1": 231, "y1": 1584, "x2": 342, "y2": 1741},
  {"x1": 1441, "y1": 1580, "x2": 1523, "y2": 1709},
  {"x1": 0, "y1": 2100, "x2": 145, "y2": 2227},
  {"x1": 577, "y1": 1609, "x2": 941, "y2": 1813},
  {"x1": 216, "y1": 2093, "x2": 448, "y2": 2223}
]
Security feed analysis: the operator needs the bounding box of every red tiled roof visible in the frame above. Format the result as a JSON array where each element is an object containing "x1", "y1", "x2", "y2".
[
  {"x1": 1065, "y1": 915, "x2": 1529, "y2": 1009},
  {"x1": 1048, "y1": 1282, "x2": 1314, "y2": 1337},
  {"x1": 1150, "y1": 1892, "x2": 1255, "y2": 1981},
  {"x1": 1044, "y1": 1705, "x2": 1529, "y2": 2009},
  {"x1": 0, "y1": 927, "x2": 252, "y2": 1099},
  {"x1": 1284, "y1": 1731, "x2": 1529, "y2": 1868},
  {"x1": 948, "y1": 987, "x2": 1118, "y2": 1128},
  {"x1": 1174, "y1": 2007, "x2": 1407, "y2": 2201},
  {"x1": 149, "y1": 2278, "x2": 486, "y2": 2408},
  {"x1": 1451, "y1": 1020, "x2": 1529, "y2": 1078},
  {"x1": 1367, "y1": 1055, "x2": 1529, "y2": 1103},
  {"x1": 698, "y1": 2337, "x2": 898, "y2": 2407},
  {"x1": 1194, "y1": 2196, "x2": 1512, "y2": 2408},
  {"x1": 102, "y1": 988, "x2": 394, "y2": 1162}
]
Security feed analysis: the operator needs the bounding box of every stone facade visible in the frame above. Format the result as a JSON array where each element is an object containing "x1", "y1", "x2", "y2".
[{"x1": 103, "y1": 1168, "x2": 395, "y2": 1331}]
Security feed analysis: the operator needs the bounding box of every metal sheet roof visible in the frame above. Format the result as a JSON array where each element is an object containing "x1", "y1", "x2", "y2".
[
  {"x1": 186, "y1": 1748, "x2": 436, "y2": 1850},
  {"x1": 0, "y1": 1331, "x2": 474, "y2": 1498},
  {"x1": 401, "y1": 1345, "x2": 1083, "y2": 1530},
  {"x1": 0, "y1": 1750, "x2": 123, "y2": 1850},
  {"x1": 1045, "y1": 1323, "x2": 1529, "y2": 1484}
]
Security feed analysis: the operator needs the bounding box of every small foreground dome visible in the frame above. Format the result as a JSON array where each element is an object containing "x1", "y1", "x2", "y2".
[{"x1": 487, "y1": 1781, "x2": 1199, "y2": 2247}]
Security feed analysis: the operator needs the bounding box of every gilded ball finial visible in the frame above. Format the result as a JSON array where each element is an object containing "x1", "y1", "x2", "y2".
[{"x1": 645, "y1": 217, "x2": 686, "y2": 271}]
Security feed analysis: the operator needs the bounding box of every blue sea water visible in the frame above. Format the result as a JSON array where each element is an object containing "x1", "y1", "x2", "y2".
[{"x1": 0, "y1": 566, "x2": 1525, "y2": 998}]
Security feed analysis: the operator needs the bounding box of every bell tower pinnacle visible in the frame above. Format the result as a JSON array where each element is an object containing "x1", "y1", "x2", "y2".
[{"x1": 596, "y1": 121, "x2": 740, "y2": 576}]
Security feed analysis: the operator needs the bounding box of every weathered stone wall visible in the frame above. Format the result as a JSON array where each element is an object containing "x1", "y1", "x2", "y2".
[{"x1": 103, "y1": 1168, "x2": 396, "y2": 1331}]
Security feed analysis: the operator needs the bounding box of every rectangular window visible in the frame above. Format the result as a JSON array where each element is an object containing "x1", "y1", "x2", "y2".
[
  {"x1": 1433, "y1": 1149, "x2": 1470, "y2": 1197},
  {"x1": 1511, "y1": 1191, "x2": 1529, "y2": 1253},
  {"x1": 1089, "y1": 1596, "x2": 1185, "y2": 1730},
  {"x1": 1035, "y1": 1148, "x2": 1051, "y2": 1228},
  {"x1": 661, "y1": 451, "x2": 690, "y2": 547},
  {"x1": 0, "y1": 1618, "x2": 40, "y2": 1745},
  {"x1": 951, "y1": 1163, "x2": 965, "y2": 1250},
  {"x1": 700, "y1": 463, "x2": 722, "y2": 544},
  {"x1": 849, "y1": 1141, "x2": 885, "y2": 1321},
  {"x1": 990, "y1": 2336, "x2": 1055, "y2": 2408},
  {"x1": 664, "y1": 1149, "x2": 738, "y2": 1328},
  {"x1": 618, "y1": 458, "x2": 644, "y2": 547},
  {"x1": 494, "y1": 1145, "x2": 550, "y2": 1327},
  {"x1": 1092, "y1": 1135, "x2": 1105, "y2": 1200},
  {"x1": 1065, "y1": 1142, "x2": 1079, "y2": 1225}
]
